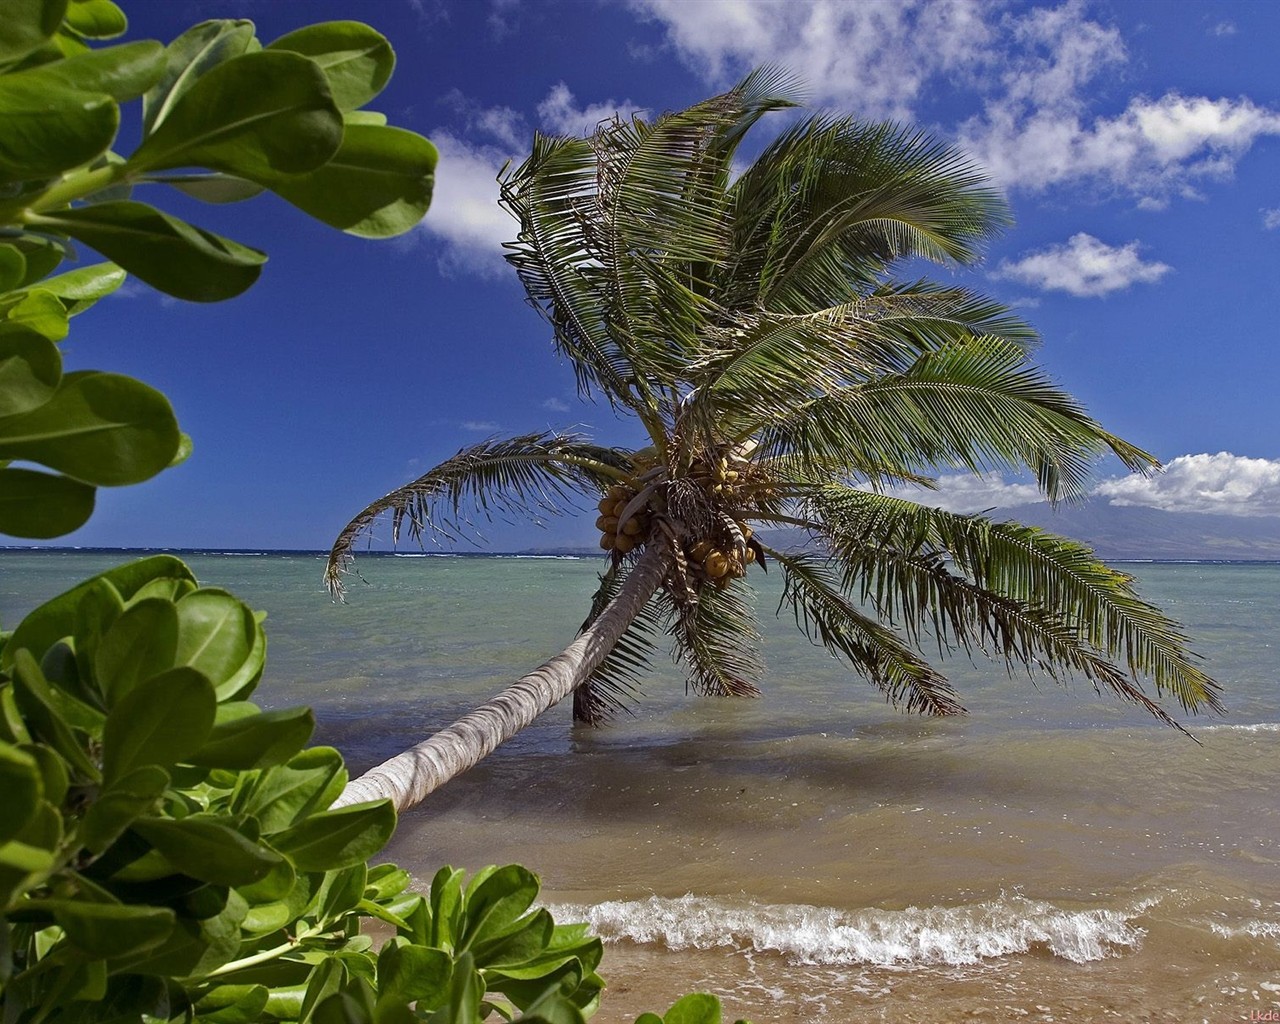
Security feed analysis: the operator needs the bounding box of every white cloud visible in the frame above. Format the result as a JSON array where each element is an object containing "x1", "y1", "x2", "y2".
[
  {"x1": 541, "y1": 397, "x2": 571, "y2": 413},
  {"x1": 537, "y1": 83, "x2": 643, "y2": 136},
  {"x1": 873, "y1": 472, "x2": 1045, "y2": 514},
  {"x1": 1211, "y1": 20, "x2": 1237, "y2": 37},
  {"x1": 440, "y1": 89, "x2": 526, "y2": 149},
  {"x1": 414, "y1": 131, "x2": 513, "y2": 277},
  {"x1": 629, "y1": 0, "x2": 1280, "y2": 206},
  {"x1": 1097, "y1": 453, "x2": 1280, "y2": 517},
  {"x1": 1263, "y1": 208, "x2": 1280, "y2": 230},
  {"x1": 994, "y1": 233, "x2": 1172, "y2": 297},
  {"x1": 461, "y1": 420, "x2": 500, "y2": 433}
]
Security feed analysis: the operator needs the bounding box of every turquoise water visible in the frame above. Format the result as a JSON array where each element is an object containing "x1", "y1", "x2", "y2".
[{"x1": 3, "y1": 552, "x2": 1279, "y2": 1021}]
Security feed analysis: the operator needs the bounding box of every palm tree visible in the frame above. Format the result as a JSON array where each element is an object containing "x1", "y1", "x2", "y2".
[{"x1": 326, "y1": 70, "x2": 1220, "y2": 812}]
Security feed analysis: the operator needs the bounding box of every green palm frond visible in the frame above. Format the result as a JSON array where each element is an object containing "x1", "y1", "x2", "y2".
[
  {"x1": 812, "y1": 488, "x2": 1223, "y2": 716},
  {"x1": 659, "y1": 578, "x2": 764, "y2": 698},
  {"x1": 770, "y1": 549, "x2": 964, "y2": 715},
  {"x1": 573, "y1": 564, "x2": 669, "y2": 724},
  {"x1": 755, "y1": 336, "x2": 1155, "y2": 500},
  {"x1": 325, "y1": 433, "x2": 630, "y2": 596},
  {"x1": 721, "y1": 117, "x2": 1010, "y2": 313}
]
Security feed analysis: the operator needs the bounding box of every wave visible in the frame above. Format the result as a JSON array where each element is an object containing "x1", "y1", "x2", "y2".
[
  {"x1": 1200, "y1": 722, "x2": 1280, "y2": 733},
  {"x1": 546, "y1": 893, "x2": 1150, "y2": 967}
]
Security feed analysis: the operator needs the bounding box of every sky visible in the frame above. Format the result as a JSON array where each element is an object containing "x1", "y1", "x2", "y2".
[{"x1": 31, "y1": 0, "x2": 1280, "y2": 551}]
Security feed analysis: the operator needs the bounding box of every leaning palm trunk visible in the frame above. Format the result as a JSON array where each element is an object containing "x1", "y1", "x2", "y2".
[{"x1": 334, "y1": 543, "x2": 672, "y2": 811}]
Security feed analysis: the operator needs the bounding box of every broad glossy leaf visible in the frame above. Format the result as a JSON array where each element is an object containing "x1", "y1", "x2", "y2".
[
  {"x1": 10, "y1": 241, "x2": 64, "y2": 288},
  {"x1": 114, "y1": 886, "x2": 247, "y2": 978},
  {"x1": 0, "y1": 245, "x2": 25, "y2": 291},
  {"x1": 169, "y1": 431, "x2": 193, "y2": 467},
  {"x1": 30, "y1": 40, "x2": 165, "y2": 102},
  {"x1": 377, "y1": 942, "x2": 451, "y2": 1009},
  {"x1": 0, "y1": 291, "x2": 70, "y2": 340},
  {"x1": 658, "y1": 993, "x2": 722, "y2": 1024},
  {"x1": 31, "y1": 201, "x2": 265, "y2": 302},
  {"x1": 101, "y1": 666, "x2": 216, "y2": 782},
  {"x1": 0, "y1": 468, "x2": 93, "y2": 538},
  {"x1": 131, "y1": 815, "x2": 281, "y2": 886},
  {"x1": 0, "y1": 742, "x2": 41, "y2": 844},
  {"x1": 43, "y1": 898, "x2": 174, "y2": 956},
  {"x1": 174, "y1": 588, "x2": 264, "y2": 700},
  {"x1": 429, "y1": 952, "x2": 483, "y2": 1024},
  {"x1": 0, "y1": 72, "x2": 115, "y2": 181},
  {"x1": 0, "y1": 369, "x2": 180, "y2": 484},
  {"x1": 32, "y1": 261, "x2": 125, "y2": 315},
  {"x1": 243, "y1": 746, "x2": 347, "y2": 833},
  {"x1": 153, "y1": 172, "x2": 265, "y2": 204},
  {"x1": 0, "y1": 0, "x2": 67, "y2": 63},
  {"x1": 143, "y1": 19, "x2": 258, "y2": 136},
  {"x1": 129, "y1": 50, "x2": 342, "y2": 182},
  {"x1": 270, "y1": 124, "x2": 436, "y2": 238},
  {"x1": 0, "y1": 327, "x2": 60, "y2": 416},
  {"x1": 266, "y1": 21, "x2": 394, "y2": 112},
  {"x1": 80, "y1": 763, "x2": 168, "y2": 853},
  {"x1": 18, "y1": 742, "x2": 67, "y2": 808},
  {"x1": 9, "y1": 650, "x2": 98, "y2": 778},
  {"x1": 3, "y1": 555, "x2": 194, "y2": 670},
  {"x1": 270, "y1": 800, "x2": 395, "y2": 871},
  {"x1": 93, "y1": 596, "x2": 180, "y2": 704},
  {"x1": 64, "y1": 0, "x2": 127, "y2": 39},
  {"x1": 343, "y1": 110, "x2": 386, "y2": 126},
  {"x1": 194, "y1": 984, "x2": 269, "y2": 1024},
  {"x1": 460, "y1": 865, "x2": 540, "y2": 950},
  {"x1": 189, "y1": 706, "x2": 314, "y2": 770}
]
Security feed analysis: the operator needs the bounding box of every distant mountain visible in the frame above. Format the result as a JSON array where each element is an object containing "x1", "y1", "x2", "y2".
[{"x1": 973, "y1": 502, "x2": 1280, "y2": 561}]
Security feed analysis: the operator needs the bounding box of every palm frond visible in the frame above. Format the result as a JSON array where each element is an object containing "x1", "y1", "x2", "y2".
[
  {"x1": 811, "y1": 487, "x2": 1223, "y2": 717},
  {"x1": 754, "y1": 336, "x2": 1155, "y2": 500},
  {"x1": 722, "y1": 117, "x2": 1010, "y2": 313},
  {"x1": 326, "y1": 433, "x2": 629, "y2": 596},
  {"x1": 573, "y1": 564, "x2": 668, "y2": 724},
  {"x1": 658, "y1": 577, "x2": 763, "y2": 698},
  {"x1": 770, "y1": 549, "x2": 963, "y2": 715}
]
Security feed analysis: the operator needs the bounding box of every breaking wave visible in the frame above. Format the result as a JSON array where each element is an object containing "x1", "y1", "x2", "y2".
[{"x1": 547, "y1": 893, "x2": 1150, "y2": 966}]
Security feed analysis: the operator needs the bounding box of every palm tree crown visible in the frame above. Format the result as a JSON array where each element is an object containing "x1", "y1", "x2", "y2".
[{"x1": 328, "y1": 68, "x2": 1219, "y2": 760}]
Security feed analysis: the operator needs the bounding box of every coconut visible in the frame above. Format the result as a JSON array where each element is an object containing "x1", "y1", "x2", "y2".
[
  {"x1": 615, "y1": 534, "x2": 636, "y2": 554},
  {"x1": 704, "y1": 551, "x2": 729, "y2": 579},
  {"x1": 599, "y1": 534, "x2": 615, "y2": 550},
  {"x1": 622, "y1": 517, "x2": 644, "y2": 536}
]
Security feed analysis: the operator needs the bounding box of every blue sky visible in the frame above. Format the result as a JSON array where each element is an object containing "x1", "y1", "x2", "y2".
[{"x1": 39, "y1": 0, "x2": 1280, "y2": 550}]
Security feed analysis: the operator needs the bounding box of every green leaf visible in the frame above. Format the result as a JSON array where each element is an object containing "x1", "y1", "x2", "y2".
[
  {"x1": 0, "y1": 326, "x2": 59, "y2": 417},
  {"x1": 93, "y1": 596, "x2": 179, "y2": 705},
  {"x1": 660, "y1": 994, "x2": 722, "y2": 1024},
  {"x1": 266, "y1": 21, "x2": 394, "y2": 112},
  {"x1": 189, "y1": 706, "x2": 314, "y2": 770},
  {"x1": 17, "y1": 741, "x2": 68, "y2": 807},
  {"x1": 174, "y1": 588, "x2": 264, "y2": 700},
  {"x1": 269, "y1": 800, "x2": 395, "y2": 871},
  {"x1": 152, "y1": 172, "x2": 265, "y2": 204},
  {"x1": 79, "y1": 763, "x2": 168, "y2": 853},
  {"x1": 30, "y1": 202, "x2": 265, "y2": 302},
  {"x1": 129, "y1": 50, "x2": 342, "y2": 182},
  {"x1": 0, "y1": 291, "x2": 70, "y2": 340},
  {"x1": 0, "y1": 0, "x2": 67, "y2": 64},
  {"x1": 64, "y1": 0, "x2": 127, "y2": 39},
  {"x1": 0, "y1": 467, "x2": 93, "y2": 538},
  {"x1": 27, "y1": 40, "x2": 165, "y2": 103},
  {"x1": 270, "y1": 124, "x2": 436, "y2": 238},
  {"x1": 9, "y1": 649, "x2": 98, "y2": 778},
  {"x1": 426, "y1": 952, "x2": 483, "y2": 1024},
  {"x1": 460, "y1": 865, "x2": 540, "y2": 951},
  {"x1": 242, "y1": 746, "x2": 347, "y2": 833},
  {"x1": 131, "y1": 815, "x2": 281, "y2": 886},
  {"x1": 33, "y1": 261, "x2": 125, "y2": 315},
  {"x1": 10, "y1": 240, "x2": 64, "y2": 287},
  {"x1": 0, "y1": 369, "x2": 180, "y2": 485},
  {"x1": 43, "y1": 899, "x2": 175, "y2": 957},
  {"x1": 0, "y1": 245, "x2": 25, "y2": 292},
  {"x1": 3, "y1": 555, "x2": 194, "y2": 671},
  {"x1": 377, "y1": 942, "x2": 451, "y2": 1009},
  {"x1": 0, "y1": 742, "x2": 41, "y2": 844},
  {"x1": 142, "y1": 19, "x2": 258, "y2": 136},
  {"x1": 0, "y1": 71, "x2": 116, "y2": 181},
  {"x1": 194, "y1": 984, "x2": 270, "y2": 1024},
  {"x1": 101, "y1": 665, "x2": 216, "y2": 782}
]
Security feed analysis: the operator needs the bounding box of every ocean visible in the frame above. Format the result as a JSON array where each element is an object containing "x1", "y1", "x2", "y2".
[{"x1": 3, "y1": 551, "x2": 1278, "y2": 1022}]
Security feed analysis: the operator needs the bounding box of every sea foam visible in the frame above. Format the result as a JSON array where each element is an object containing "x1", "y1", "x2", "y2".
[{"x1": 546, "y1": 893, "x2": 1148, "y2": 966}]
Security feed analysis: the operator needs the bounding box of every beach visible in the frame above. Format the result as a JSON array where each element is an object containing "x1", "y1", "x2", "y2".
[{"x1": 3, "y1": 551, "x2": 1278, "y2": 1021}]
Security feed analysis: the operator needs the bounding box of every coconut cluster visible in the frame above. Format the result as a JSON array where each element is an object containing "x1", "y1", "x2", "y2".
[
  {"x1": 596, "y1": 482, "x2": 653, "y2": 554},
  {"x1": 684, "y1": 525, "x2": 755, "y2": 588}
]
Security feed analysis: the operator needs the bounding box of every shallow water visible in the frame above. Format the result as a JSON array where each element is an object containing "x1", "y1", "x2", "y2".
[{"x1": 3, "y1": 552, "x2": 1278, "y2": 1021}]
